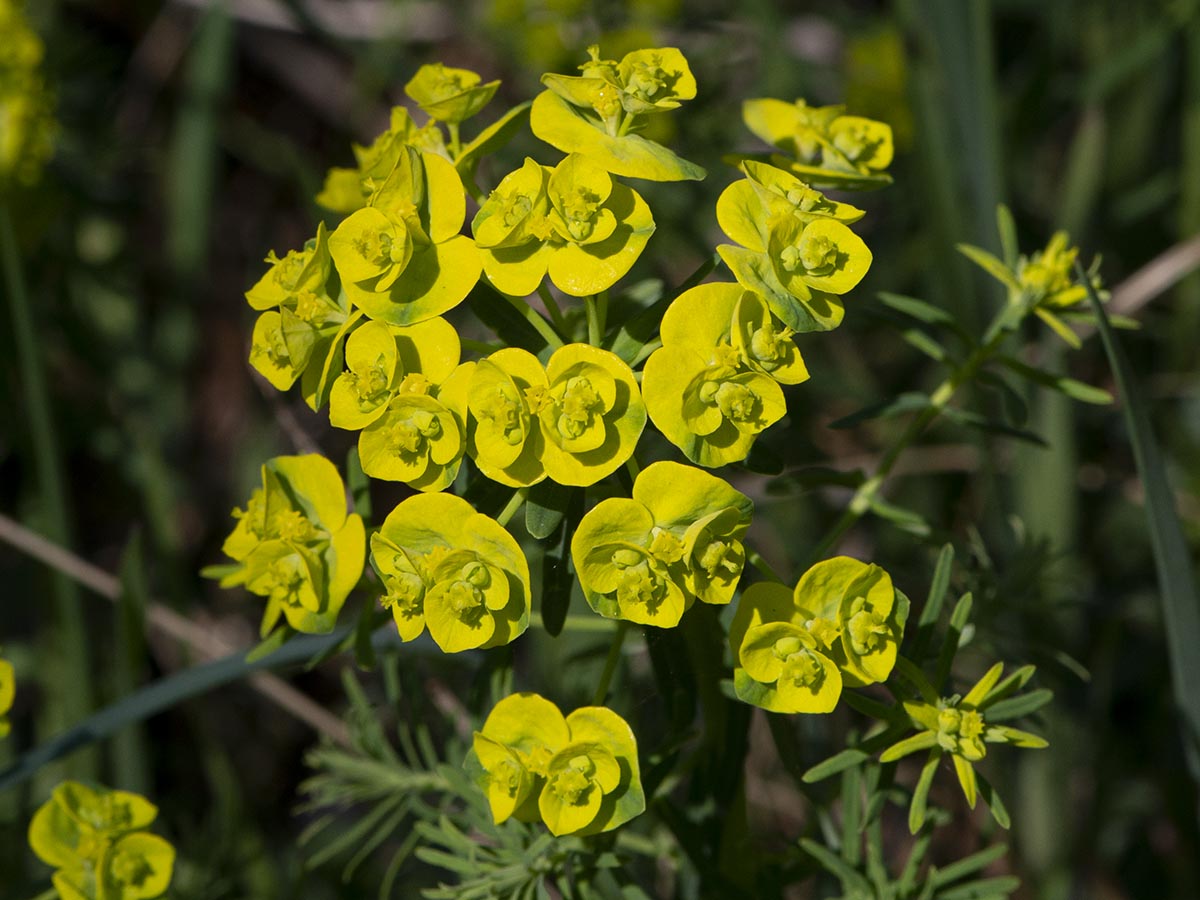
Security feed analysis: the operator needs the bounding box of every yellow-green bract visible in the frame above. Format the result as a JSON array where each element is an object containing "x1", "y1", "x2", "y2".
[
  {"x1": 879, "y1": 662, "x2": 1049, "y2": 813},
  {"x1": 741, "y1": 98, "x2": 894, "y2": 189},
  {"x1": 642, "y1": 283, "x2": 804, "y2": 467},
  {"x1": 28, "y1": 781, "x2": 175, "y2": 900},
  {"x1": 466, "y1": 343, "x2": 646, "y2": 487},
  {"x1": 530, "y1": 45, "x2": 705, "y2": 182},
  {"x1": 473, "y1": 154, "x2": 656, "y2": 297},
  {"x1": 327, "y1": 318, "x2": 472, "y2": 492},
  {"x1": 0, "y1": 655, "x2": 13, "y2": 739},
  {"x1": 729, "y1": 557, "x2": 908, "y2": 714},
  {"x1": 327, "y1": 144, "x2": 481, "y2": 327},
  {"x1": 571, "y1": 461, "x2": 753, "y2": 627},
  {"x1": 0, "y1": 0, "x2": 56, "y2": 187},
  {"x1": 217, "y1": 454, "x2": 366, "y2": 636},
  {"x1": 467, "y1": 693, "x2": 645, "y2": 837},
  {"x1": 246, "y1": 223, "x2": 350, "y2": 407},
  {"x1": 370, "y1": 493, "x2": 531, "y2": 652},
  {"x1": 405, "y1": 62, "x2": 500, "y2": 124},
  {"x1": 716, "y1": 164, "x2": 873, "y2": 334},
  {"x1": 317, "y1": 107, "x2": 447, "y2": 213}
]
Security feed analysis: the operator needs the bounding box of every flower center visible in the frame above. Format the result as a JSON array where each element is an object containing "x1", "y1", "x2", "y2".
[
  {"x1": 695, "y1": 538, "x2": 738, "y2": 578},
  {"x1": 699, "y1": 380, "x2": 760, "y2": 423},
  {"x1": 748, "y1": 322, "x2": 793, "y2": 370},
  {"x1": 552, "y1": 755, "x2": 596, "y2": 805},
  {"x1": 350, "y1": 361, "x2": 391, "y2": 409},
  {"x1": 623, "y1": 56, "x2": 669, "y2": 102},
  {"x1": 267, "y1": 556, "x2": 307, "y2": 607},
  {"x1": 389, "y1": 408, "x2": 441, "y2": 456},
  {"x1": 110, "y1": 847, "x2": 154, "y2": 887},
  {"x1": 611, "y1": 550, "x2": 666, "y2": 612},
  {"x1": 554, "y1": 376, "x2": 602, "y2": 438},
  {"x1": 847, "y1": 608, "x2": 889, "y2": 655},
  {"x1": 479, "y1": 385, "x2": 526, "y2": 445},
  {"x1": 832, "y1": 123, "x2": 879, "y2": 163},
  {"x1": 380, "y1": 569, "x2": 425, "y2": 618},
  {"x1": 648, "y1": 529, "x2": 685, "y2": 566},
  {"x1": 270, "y1": 509, "x2": 318, "y2": 544},
  {"x1": 560, "y1": 188, "x2": 602, "y2": 241},
  {"x1": 783, "y1": 648, "x2": 827, "y2": 689}
]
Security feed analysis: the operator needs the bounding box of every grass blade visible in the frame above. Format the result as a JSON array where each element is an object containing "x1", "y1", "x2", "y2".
[{"x1": 1084, "y1": 262, "x2": 1200, "y2": 799}]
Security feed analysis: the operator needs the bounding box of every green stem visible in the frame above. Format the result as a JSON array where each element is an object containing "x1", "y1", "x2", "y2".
[
  {"x1": 1, "y1": 205, "x2": 96, "y2": 778},
  {"x1": 503, "y1": 292, "x2": 565, "y2": 349},
  {"x1": 586, "y1": 293, "x2": 605, "y2": 347},
  {"x1": 625, "y1": 455, "x2": 641, "y2": 480},
  {"x1": 537, "y1": 282, "x2": 570, "y2": 335},
  {"x1": 495, "y1": 489, "x2": 527, "y2": 527},
  {"x1": 447, "y1": 122, "x2": 462, "y2": 158},
  {"x1": 746, "y1": 549, "x2": 785, "y2": 584},
  {"x1": 803, "y1": 323, "x2": 1010, "y2": 568},
  {"x1": 592, "y1": 621, "x2": 630, "y2": 705}
]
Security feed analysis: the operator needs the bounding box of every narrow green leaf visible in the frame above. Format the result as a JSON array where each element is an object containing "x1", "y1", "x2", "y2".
[
  {"x1": 880, "y1": 731, "x2": 938, "y2": 763},
  {"x1": 877, "y1": 291, "x2": 959, "y2": 328},
  {"x1": 0, "y1": 626, "x2": 391, "y2": 791},
  {"x1": 1086, "y1": 261, "x2": 1200, "y2": 789},
  {"x1": 908, "y1": 749, "x2": 942, "y2": 834},
  {"x1": 799, "y1": 838, "x2": 873, "y2": 894},
  {"x1": 995, "y1": 355, "x2": 1113, "y2": 405},
  {"x1": 841, "y1": 691, "x2": 900, "y2": 722},
  {"x1": 868, "y1": 496, "x2": 931, "y2": 537},
  {"x1": 980, "y1": 665, "x2": 1036, "y2": 706},
  {"x1": 912, "y1": 544, "x2": 955, "y2": 660},
  {"x1": 934, "y1": 593, "x2": 974, "y2": 692},
  {"x1": 803, "y1": 749, "x2": 867, "y2": 784},
  {"x1": 829, "y1": 392, "x2": 932, "y2": 429},
  {"x1": 983, "y1": 688, "x2": 1053, "y2": 722},
  {"x1": 976, "y1": 772, "x2": 1011, "y2": 829},
  {"x1": 901, "y1": 328, "x2": 952, "y2": 363},
  {"x1": 996, "y1": 205, "x2": 1018, "y2": 269},
  {"x1": 930, "y1": 843, "x2": 1009, "y2": 887},
  {"x1": 765, "y1": 467, "x2": 867, "y2": 494},
  {"x1": 247, "y1": 625, "x2": 294, "y2": 663},
  {"x1": 937, "y1": 876, "x2": 1021, "y2": 899},
  {"x1": 956, "y1": 243, "x2": 1021, "y2": 292},
  {"x1": 941, "y1": 407, "x2": 1048, "y2": 446}
]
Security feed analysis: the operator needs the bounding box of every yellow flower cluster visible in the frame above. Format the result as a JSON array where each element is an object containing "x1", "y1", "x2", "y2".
[
  {"x1": 224, "y1": 49, "x2": 913, "y2": 843},
  {"x1": 29, "y1": 782, "x2": 175, "y2": 900},
  {"x1": 470, "y1": 693, "x2": 644, "y2": 836}
]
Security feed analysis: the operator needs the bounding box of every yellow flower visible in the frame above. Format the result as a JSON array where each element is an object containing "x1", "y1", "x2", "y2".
[
  {"x1": 467, "y1": 344, "x2": 646, "y2": 487},
  {"x1": 469, "y1": 693, "x2": 645, "y2": 836}
]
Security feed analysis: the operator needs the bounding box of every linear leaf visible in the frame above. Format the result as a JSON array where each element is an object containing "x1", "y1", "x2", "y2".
[
  {"x1": 799, "y1": 838, "x2": 873, "y2": 894},
  {"x1": 1084, "y1": 261, "x2": 1200, "y2": 791},
  {"x1": 995, "y1": 355, "x2": 1113, "y2": 405},
  {"x1": 830, "y1": 392, "x2": 932, "y2": 429},
  {"x1": 983, "y1": 689, "x2": 1053, "y2": 722},
  {"x1": 956, "y1": 243, "x2": 1021, "y2": 292}
]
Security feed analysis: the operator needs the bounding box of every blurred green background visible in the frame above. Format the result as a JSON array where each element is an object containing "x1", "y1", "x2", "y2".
[{"x1": 2, "y1": 0, "x2": 1199, "y2": 897}]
